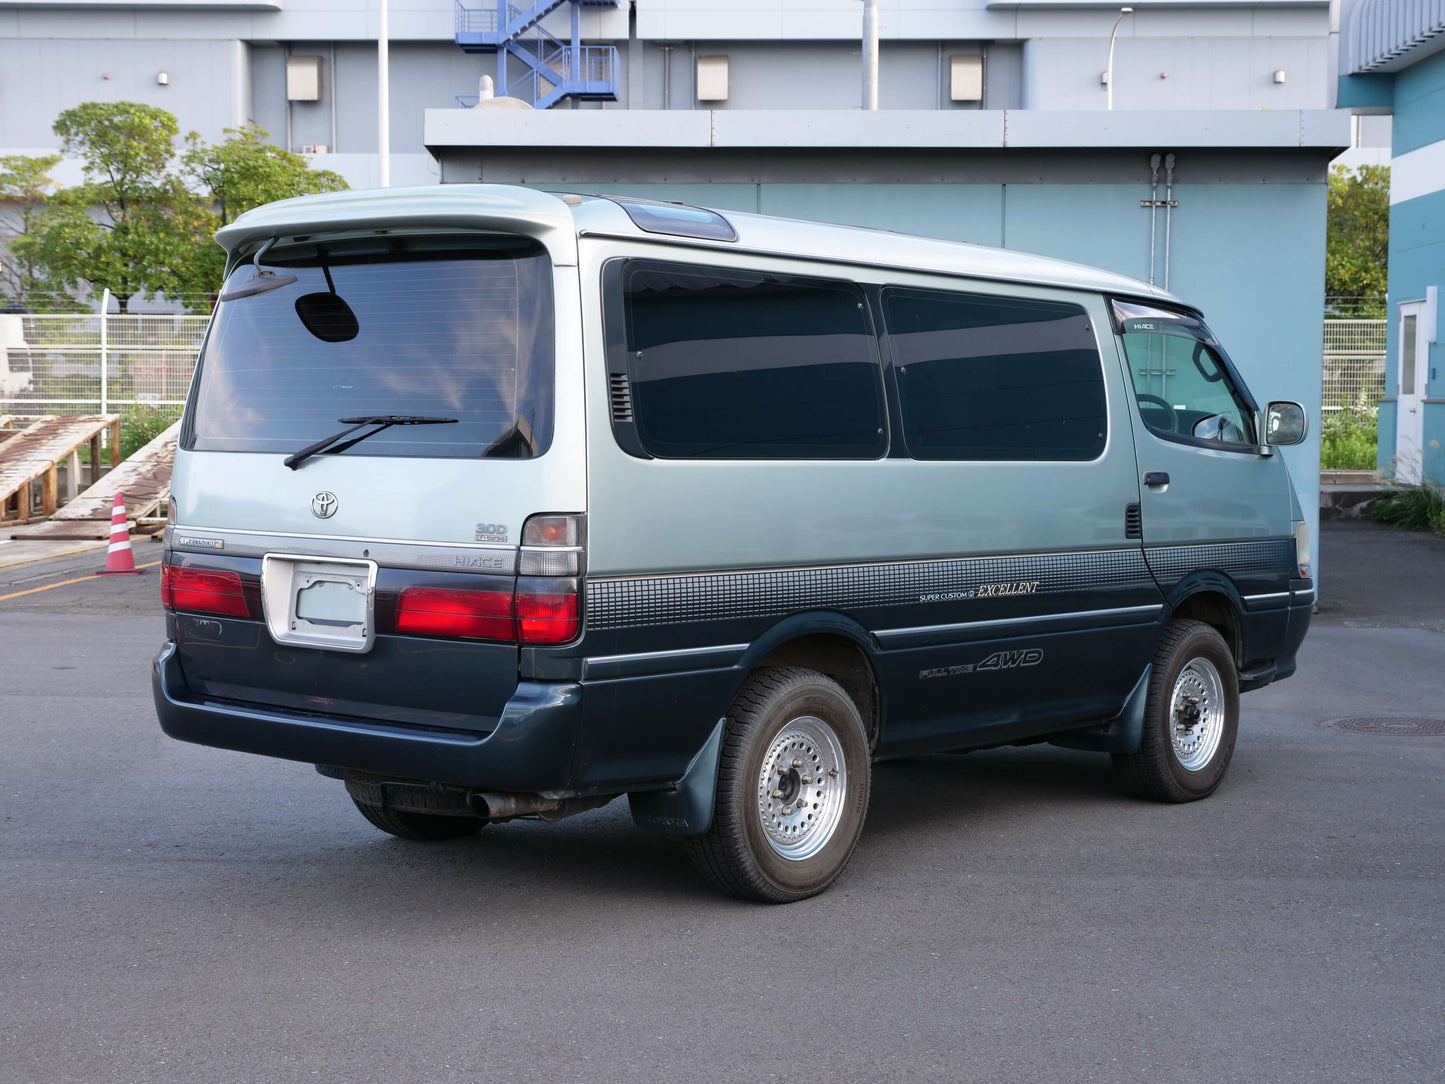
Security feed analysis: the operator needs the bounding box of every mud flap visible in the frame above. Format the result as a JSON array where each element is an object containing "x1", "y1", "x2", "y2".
[
  {"x1": 628, "y1": 718, "x2": 726, "y2": 835},
  {"x1": 1050, "y1": 665, "x2": 1151, "y2": 754}
]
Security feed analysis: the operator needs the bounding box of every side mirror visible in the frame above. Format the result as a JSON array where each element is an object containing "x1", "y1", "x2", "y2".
[{"x1": 1265, "y1": 401, "x2": 1307, "y2": 446}]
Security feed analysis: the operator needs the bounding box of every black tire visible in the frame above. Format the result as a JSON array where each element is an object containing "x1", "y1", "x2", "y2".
[
  {"x1": 687, "y1": 667, "x2": 871, "y2": 903},
  {"x1": 1112, "y1": 619, "x2": 1240, "y2": 802},
  {"x1": 349, "y1": 796, "x2": 485, "y2": 841}
]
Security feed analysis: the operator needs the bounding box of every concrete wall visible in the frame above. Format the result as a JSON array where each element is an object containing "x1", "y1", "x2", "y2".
[{"x1": 0, "y1": 1, "x2": 1336, "y2": 164}]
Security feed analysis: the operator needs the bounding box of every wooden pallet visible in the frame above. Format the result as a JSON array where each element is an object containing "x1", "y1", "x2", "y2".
[
  {"x1": 0, "y1": 415, "x2": 119, "y2": 527},
  {"x1": 12, "y1": 421, "x2": 181, "y2": 540}
]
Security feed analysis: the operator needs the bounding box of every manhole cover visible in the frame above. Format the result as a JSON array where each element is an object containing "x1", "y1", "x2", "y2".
[{"x1": 1323, "y1": 716, "x2": 1445, "y2": 736}]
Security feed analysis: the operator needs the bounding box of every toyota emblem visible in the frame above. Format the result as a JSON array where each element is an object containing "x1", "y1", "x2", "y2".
[{"x1": 310, "y1": 491, "x2": 338, "y2": 519}]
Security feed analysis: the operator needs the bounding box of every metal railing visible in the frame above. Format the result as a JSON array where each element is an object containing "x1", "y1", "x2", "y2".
[
  {"x1": 0, "y1": 312, "x2": 207, "y2": 416},
  {"x1": 1322, "y1": 317, "x2": 1387, "y2": 414},
  {"x1": 455, "y1": 1, "x2": 501, "y2": 36}
]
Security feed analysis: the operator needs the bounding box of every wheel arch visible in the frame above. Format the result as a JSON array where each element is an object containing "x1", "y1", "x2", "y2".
[
  {"x1": 1163, "y1": 574, "x2": 1244, "y2": 665},
  {"x1": 733, "y1": 612, "x2": 883, "y2": 750}
]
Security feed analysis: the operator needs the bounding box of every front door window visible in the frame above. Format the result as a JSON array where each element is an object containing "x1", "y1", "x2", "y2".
[{"x1": 1112, "y1": 300, "x2": 1256, "y2": 449}]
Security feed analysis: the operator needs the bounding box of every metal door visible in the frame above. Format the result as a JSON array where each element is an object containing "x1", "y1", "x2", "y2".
[{"x1": 1395, "y1": 302, "x2": 1428, "y2": 484}]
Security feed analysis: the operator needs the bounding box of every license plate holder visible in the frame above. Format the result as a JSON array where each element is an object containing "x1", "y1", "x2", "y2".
[{"x1": 261, "y1": 554, "x2": 378, "y2": 653}]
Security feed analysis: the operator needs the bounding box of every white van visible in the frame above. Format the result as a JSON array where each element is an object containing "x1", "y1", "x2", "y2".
[{"x1": 154, "y1": 187, "x2": 1312, "y2": 902}]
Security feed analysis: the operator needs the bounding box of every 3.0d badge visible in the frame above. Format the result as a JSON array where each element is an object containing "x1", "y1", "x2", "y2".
[{"x1": 310, "y1": 491, "x2": 338, "y2": 519}]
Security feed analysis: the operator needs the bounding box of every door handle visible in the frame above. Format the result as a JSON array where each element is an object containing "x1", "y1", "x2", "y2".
[{"x1": 1143, "y1": 471, "x2": 1170, "y2": 487}]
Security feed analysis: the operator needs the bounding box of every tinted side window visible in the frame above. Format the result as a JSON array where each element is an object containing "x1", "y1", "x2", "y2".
[
  {"x1": 883, "y1": 288, "x2": 1108, "y2": 461},
  {"x1": 620, "y1": 262, "x2": 887, "y2": 459}
]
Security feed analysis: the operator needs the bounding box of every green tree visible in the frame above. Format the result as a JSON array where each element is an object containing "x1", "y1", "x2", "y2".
[
  {"x1": 182, "y1": 124, "x2": 347, "y2": 228},
  {"x1": 25, "y1": 102, "x2": 212, "y2": 312},
  {"x1": 180, "y1": 124, "x2": 348, "y2": 289},
  {"x1": 1325, "y1": 164, "x2": 1390, "y2": 315},
  {"x1": 0, "y1": 153, "x2": 73, "y2": 308}
]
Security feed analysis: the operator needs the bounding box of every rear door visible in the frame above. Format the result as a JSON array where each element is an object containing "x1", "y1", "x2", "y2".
[
  {"x1": 1109, "y1": 299, "x2": 1295, "y2": 607},
  {"x1": 168, "y1": 233, "x2": 584, "y2": 732}
]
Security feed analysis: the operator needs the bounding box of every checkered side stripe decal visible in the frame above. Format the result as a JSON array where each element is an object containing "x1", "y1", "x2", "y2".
[
  {"x1": 587, "y1": 548, "x2": 1155, "y2": 631},
  {"x1": 1143, "y1": 539, "x2": 1295, "y2": 586}
]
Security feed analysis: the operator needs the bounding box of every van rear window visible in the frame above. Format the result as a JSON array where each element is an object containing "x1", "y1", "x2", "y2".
[{"x1": 187, "y1": 241, "x2": 554, "y2": 459}]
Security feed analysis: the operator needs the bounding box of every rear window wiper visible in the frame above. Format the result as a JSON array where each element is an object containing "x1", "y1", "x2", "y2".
[{"x1": 283, "y1": 415, "x2": 458, "y2": 470}]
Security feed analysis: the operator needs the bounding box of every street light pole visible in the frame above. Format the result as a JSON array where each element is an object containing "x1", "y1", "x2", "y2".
[
  {"x1": 378, "y1": 0, "x2": 390, "y2": 186},
  {"x1": 862, "y1": 0, "x2": 878, "y2": 111},
  {"x1": 1106, "y1": 6, "x2": 1133, "y2": 112}
]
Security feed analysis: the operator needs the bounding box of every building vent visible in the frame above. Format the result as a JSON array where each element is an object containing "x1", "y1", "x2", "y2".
[
  {"x1": 287, "y1": 56, "x2": 322, "y2": 102},
  {"x1": 950, "y1": 55, "x2": 983, "y2": 102},
  {"x1": 1125, "y1": 503, "x2": 1142, "y2": 539},
  {"x1": 696, "y1": 55, "x2": 729, "y2": 102},
  {"x1": 609, "y1": 373, "x2": 634, "y2": 422}
]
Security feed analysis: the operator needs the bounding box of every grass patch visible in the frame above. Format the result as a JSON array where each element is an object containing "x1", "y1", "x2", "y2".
[
  {"x1": 78, "y1": 404, "x2": 183, "y2": 465},
  {"x1": 1373, "y1": 482, "x2": 1445, "y2": 534},
  {"x1": 1320, "y1": 404, "x2": 1378, "y2": 470}
]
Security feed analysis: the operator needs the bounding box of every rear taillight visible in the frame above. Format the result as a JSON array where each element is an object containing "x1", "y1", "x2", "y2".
[
  {"x1": 161, "y1": 565, "x2": 249, "y2": 617},
  {"x1": 388, "y1": 514, "x2": 584, "y2": 645},
  {"x1": 517, "y1": 513, "x2": 583, "y2": 644},
  {"x1": 516, "y1": 580, "x2": 581, "y2": 644},
  {"x1": 395, "y1": 586, "x2": 514, "y2": 642}
]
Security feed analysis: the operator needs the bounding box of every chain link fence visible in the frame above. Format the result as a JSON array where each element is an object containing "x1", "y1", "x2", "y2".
[
  {"x1": 1322, "y1": 318, "x2": 1387, "y2": 415},
  {"x1": 0, "y1": 312, "x2": 207, "y2": 416}
]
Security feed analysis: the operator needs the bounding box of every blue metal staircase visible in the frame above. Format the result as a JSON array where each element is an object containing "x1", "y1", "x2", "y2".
[{"x1": 455, "y1": 1, "x2": 619, "y2": 109}]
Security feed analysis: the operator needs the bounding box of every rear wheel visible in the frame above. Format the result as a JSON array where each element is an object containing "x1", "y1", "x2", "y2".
[
  {"x1": 350, "y1": 797, "x2": 486, "y2": 841},
  {"x1": 687, "y1": 667, "x2": 871, "y2": 903},
  {"x1": 1112, "y1": 619, "x2": 1239, "y2": 802},
  {"x1": 343, "y1": 770, "x2": 486, "y2": 841}
]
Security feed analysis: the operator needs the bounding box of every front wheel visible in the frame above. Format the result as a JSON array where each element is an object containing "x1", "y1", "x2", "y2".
[
  {"x1": 687, "y1": 667, "x2": 871, "y2": 903},
  {"x1": 1112, "y1": 619, "x2": 1239, "y2": 802}
]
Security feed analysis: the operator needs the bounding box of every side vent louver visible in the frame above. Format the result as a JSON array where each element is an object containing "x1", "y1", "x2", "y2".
[
  {"x1": 609, "y1": 373, "x2": 634, "y2": 422},
  {"x1": 1125, "y1": 503, "x2": 1142, "y2": 539}
]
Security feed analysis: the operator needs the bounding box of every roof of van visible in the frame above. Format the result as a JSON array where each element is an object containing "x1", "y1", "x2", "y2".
[{"x1": 215, "y1": 184, "x2": 1182, "y2": 305}]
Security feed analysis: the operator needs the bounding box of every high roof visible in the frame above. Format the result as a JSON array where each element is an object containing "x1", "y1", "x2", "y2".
[
  {"x1": 566, "y1": 193, "x2": 1177, "y2": 303},
  {"x1": 216, "y1": 183, "x2": 1179, "y2": 305}
]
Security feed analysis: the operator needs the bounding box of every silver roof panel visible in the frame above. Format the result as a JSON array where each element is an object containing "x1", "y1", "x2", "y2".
[{"x1": 213, "y1": 183, "x2": 1179, "y2": 303}]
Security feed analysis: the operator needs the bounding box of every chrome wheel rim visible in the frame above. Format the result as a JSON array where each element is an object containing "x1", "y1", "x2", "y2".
[
  {"x1": 757, "y1": 716, "x2": 847, "y2": 861},
  {"x1": 1170, "y1": 658, "x2": 1226, "y2": 772}
]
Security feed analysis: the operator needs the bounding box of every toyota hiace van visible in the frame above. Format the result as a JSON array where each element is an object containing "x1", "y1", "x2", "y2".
[{"x1": 154, "y1": 186, "x2": 1312, "y2": 902}]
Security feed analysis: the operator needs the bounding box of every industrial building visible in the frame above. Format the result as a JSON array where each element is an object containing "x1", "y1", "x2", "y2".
[{"x1": 0, "y1": 1, "x2": 1382, "y2": 563}]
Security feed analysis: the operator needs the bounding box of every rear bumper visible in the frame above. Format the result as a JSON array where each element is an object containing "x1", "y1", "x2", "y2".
[{"x1": 152, "y1": 641, "x2": 583, "y2": 791}]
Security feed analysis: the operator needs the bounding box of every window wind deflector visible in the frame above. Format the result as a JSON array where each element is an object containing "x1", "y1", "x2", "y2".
[
  {"x1": 607, "y1": 197, "x2": 737, "y2": 242},
  {"x1": 218, "y1": 238, "x2": 298, "y2": 302},
  {"x1": 283, "y1": 415, "x2": 458, "y2": 471}
]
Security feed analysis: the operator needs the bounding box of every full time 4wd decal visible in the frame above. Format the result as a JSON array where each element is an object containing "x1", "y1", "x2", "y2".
[{"x1": 920, "y1": 648, "x2": 1044, "y2": 680}]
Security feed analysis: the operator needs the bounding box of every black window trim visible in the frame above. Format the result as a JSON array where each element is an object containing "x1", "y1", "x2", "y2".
[
  {"x1": 878, "y1": 282, "x2": 1112, "y2": 465},
  {"x1": 602, "y1": 256, "x2": 892, "y2": 462},
  {"x1": 1107, "y1": 295, "x2": 1265, "y2": 456}
]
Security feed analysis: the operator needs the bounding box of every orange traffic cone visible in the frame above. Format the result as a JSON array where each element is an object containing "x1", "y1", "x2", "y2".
[{"x1": 95, "y1": 492, "x2": 145, "y2": 576}]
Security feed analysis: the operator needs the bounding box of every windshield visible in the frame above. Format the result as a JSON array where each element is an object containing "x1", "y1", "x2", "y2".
[{"x1": 187, "y1": 239, "x2": 554, "y2": 459}]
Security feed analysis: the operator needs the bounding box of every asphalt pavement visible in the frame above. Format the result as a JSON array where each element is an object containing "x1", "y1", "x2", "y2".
[{"x1": 0, "y1": 523, "x2": 1441, "y2": 1083}]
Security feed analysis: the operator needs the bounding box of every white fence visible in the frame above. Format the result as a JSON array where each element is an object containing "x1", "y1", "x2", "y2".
[
  {"x1": 0, "y1": 312, "x2": 208, "y2": 416},
  {"x1": 1322, "y1": 318, "x2": 1387, "y2": 414},
  {"x1": 0, "y1": 310, "x2": 1395, "y2": 421}
]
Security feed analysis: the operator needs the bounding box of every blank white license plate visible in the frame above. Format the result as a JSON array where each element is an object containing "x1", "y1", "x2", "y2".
[{"x1": 261, "y1": 555, "x2": 378, "y2": 653}]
